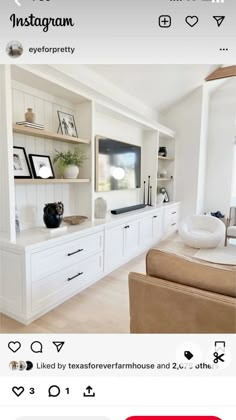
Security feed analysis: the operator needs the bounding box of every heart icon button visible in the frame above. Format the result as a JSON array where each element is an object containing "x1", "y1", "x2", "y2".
[
  {"x1": 12, "y1": 386, "x2": 25, "y2": 397},
  {"x1": 8, "y1": 341, "x2": 21, "y2": 353},
  {"x1": 186, "y1": 16, "x2": 199, "y2": 27}
]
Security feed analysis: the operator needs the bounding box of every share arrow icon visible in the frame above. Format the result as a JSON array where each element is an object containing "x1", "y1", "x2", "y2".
[
  {"x1": 52, "y1": 341, "x2": 65, "y2": 353},
  {"x1": 213, "y1": 16, "x2": 225, "y2": 27}
]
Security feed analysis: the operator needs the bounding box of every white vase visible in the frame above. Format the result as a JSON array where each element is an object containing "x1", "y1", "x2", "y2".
[
  {"x1": 95, "y1": 197, "x2": 107, "y2": 219},
  {"x1": 157, "y1": 193, "x2": 165, "y2": 204},
  {"x1": 63, "y1": 165, "x2": 79, "y2": 179}
]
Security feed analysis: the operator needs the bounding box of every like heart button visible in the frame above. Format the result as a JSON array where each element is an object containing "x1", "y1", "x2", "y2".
[
  {"x1": 12, "y1": 386, "x2": 25, "y2": 397},
  {"x1": 186, "y1": 16, "x2": 199, "y2": 27},
  {"x1": 8, "y1": 341, "x2": 21, "y2": 353}
]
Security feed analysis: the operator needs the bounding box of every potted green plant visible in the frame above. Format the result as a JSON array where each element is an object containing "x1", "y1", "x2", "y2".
[{"x1": 53, "y1": 149, "x2": 87, "y2": 179}]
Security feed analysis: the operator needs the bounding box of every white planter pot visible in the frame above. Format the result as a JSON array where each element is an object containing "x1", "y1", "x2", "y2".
[
  {"x1": 63, "y1": 165, "x2": 79, "y2": 179},
  {"x1": 95, "y1": 197, "x2": 107, "y2": 219}
]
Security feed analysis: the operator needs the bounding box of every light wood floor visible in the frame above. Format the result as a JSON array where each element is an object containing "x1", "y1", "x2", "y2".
[{"x1": 0, "y1": 252, "x2": 147, "y2": 334}]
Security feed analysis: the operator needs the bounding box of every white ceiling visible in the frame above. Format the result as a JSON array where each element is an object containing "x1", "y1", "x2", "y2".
[{"x1": 88, "y1": 65, "x2": 219, "y2": 112}]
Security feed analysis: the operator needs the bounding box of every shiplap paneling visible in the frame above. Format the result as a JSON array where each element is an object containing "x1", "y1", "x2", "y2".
[{"x1": 12, "y1": 83, "x2": 89, "y2": 230}]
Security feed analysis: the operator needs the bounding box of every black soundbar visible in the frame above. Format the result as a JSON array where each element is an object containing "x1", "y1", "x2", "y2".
[{"x1": 111, "y1": 204, "x2": 146, "y2": 215}]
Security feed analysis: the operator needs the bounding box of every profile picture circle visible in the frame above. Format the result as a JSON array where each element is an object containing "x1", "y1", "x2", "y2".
[
  {"x1": 9, "y1": 361, "x2": 19, "y2": 371},
  {"x1": 18, "y1": 361, "x2": 27, "y2": 371},
  {"x1": 6, "y1": 41, "x2": 23, "y2": 58}
]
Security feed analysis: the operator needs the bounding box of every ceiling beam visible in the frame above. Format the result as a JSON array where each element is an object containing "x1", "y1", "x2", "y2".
[{"x1": 205, "y1": 66, "x2": 236, "y2": 82}]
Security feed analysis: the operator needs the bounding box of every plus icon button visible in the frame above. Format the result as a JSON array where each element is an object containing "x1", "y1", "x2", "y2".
[{"x1": 159, "y1": 15, "x2": 172, "y2": 28}]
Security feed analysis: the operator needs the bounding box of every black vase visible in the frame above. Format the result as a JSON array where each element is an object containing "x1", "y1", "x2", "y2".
[
  {"x1": 43, "y1": 202, "x2": 64, "y2": 229},
  {"x1": 158, "y1": 146, "x2": 167, "y2": 157}
]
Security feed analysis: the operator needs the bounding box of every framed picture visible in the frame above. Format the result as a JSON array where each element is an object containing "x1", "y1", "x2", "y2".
[
  {"x1": 28, "y1": 154, "x2": 55, "y2": 179},
  {"x1": 13, "y1": 146, "x2": 32, "y2": 179},
  {"x1": 57, "y1": 111, "x2": 78, "y2": 138},
  {"x1": 159, "y1": 187, "x2": 169, "y2": 203}
]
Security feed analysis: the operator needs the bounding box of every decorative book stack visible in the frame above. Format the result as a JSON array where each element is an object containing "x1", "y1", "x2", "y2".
[{"x1": 16, "y1": 121, "x2": 44, "y2": 130}]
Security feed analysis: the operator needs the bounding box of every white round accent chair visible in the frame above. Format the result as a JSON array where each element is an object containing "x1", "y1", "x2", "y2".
[{"x1": 179, "y1": 215, "x2": 225, "y2": 249}]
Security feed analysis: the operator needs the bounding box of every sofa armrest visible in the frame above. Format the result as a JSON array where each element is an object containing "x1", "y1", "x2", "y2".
[{"x1": 129, "y1": 272, "x2": 236, "y2": 334}]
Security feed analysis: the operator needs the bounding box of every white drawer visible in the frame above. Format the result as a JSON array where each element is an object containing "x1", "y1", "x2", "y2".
[
  {"x1": 31, "y1": 231, "x2": 104, "y2": 282},
  {"x1": 31, "y1": 252, "x2": 104, "y2": 312},
  {"x1": 164, "y1": 205, "x2": 180, "y2": 232}
]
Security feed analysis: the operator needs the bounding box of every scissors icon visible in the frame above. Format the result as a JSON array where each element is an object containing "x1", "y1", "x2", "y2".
[{"x1": 213, "y1": 352, "x2": 225, "y2": 363}]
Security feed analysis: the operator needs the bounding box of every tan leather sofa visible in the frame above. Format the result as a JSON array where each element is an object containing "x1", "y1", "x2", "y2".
[{"x1": 129, "y1": 248, "x2": 236, "y2": 333}]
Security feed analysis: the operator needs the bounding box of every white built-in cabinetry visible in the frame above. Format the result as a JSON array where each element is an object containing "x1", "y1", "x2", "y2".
[
  {"x1": 0, "y1": 64, "x2": 179, "y2": 326},
  {"x1": 0, "y1": 203, "x2": 180, "y2": 325}
]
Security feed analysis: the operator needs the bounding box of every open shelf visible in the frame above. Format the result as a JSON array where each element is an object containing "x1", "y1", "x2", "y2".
[
  {"x1": 158, "y1": 156, "x2": 174, "y2": 161},
  {"x1": 13, "y1": 124, "x2": 90, "y2": 145},
  {"x1": 157, "y1": 177, "x2": 173, "y2": 182},
  {"x1": 15, "y1": 178, "x2": 90, "y2": 185}
]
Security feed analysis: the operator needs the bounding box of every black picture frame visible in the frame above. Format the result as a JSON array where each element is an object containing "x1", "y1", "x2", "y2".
[
  {"x1": 28, "y1": 154, "x2": 55, "y2": 179},
  {"x1": 159, "y1": 187, "x2": 169, "y2": 203},
  {"x1": 57, "y1": 111, "x2": 78, "y2": 138},
  {"x1": 13, "y1": 146, "x2": 32, "y2": 179}
]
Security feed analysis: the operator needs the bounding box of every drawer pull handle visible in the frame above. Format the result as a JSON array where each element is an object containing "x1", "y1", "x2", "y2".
[
  {"x1": 68, "y1": 249, "x2": 84, "y2": 257},
  {"x1": 67, "y1": 272, "x2": 83, "y2": 282},
  {"x1": 153, "y1": 216, "x2": 158, "y2": 219},
  {"x1": 124, "y1": 225, "x2": 130, "y2": 229},
  {"x1": 172, "y1": 211, "x2": 177, "y2": 215},
  {"x1": 171, "y1": 223, "x2": 177, "y2": 227}
]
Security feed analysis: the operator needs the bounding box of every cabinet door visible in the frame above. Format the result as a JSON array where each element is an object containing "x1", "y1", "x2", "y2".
[
  {"x1": 105, "y1": 224, "x2": 125, "y2": 272},
  {"x1": 139, "y1": 216, "x2": 153, "y2": 249},
  {"x1": 152, "y1": 213, "x2": 163, "y2": 243},
  {"x1": 124, "y1": 220, "x2": 140, "y2": 258}
]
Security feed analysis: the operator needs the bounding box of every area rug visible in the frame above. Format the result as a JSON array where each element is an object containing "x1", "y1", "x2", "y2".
[{"x1": 195, "y1": 246, "x2": 236, "y2": 265}]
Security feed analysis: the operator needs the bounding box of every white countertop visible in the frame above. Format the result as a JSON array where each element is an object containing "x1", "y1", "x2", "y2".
[{"x1": 0, "y1": 202, "x2": 180, "y2": 252}]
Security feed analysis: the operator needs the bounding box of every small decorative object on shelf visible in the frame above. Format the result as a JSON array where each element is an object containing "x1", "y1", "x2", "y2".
[
  {"x1": 147, "y1": 176, "x2": 151, "y2": 205},
  {"x1": 29, "y1": 154, "x2": 55, "y2": 179},
  {"x1": 43, "y1": 201, "x2": 64, "y2": 229},
  {"x1": 63, "y1": 215, "x2": 88, "y2": 225},
  {"x1": 13, "y1": 146, "x2": 32, "y2": 179},
  {"x1": 16, "y1": 121, "x2": 44, "y2": 130},
  {"x1": 143, "y1": 181, "x2": 146, "y2": 205},
  {"x1": 25, "y1": 108, "x2": 36, "y2": 124},
  {"x1": 158, "y1": 146, "x2": 167, "y2": 157},
  {"x1": 95, "y1": 197, "x2": 107, "y2": 219},
  {"x1": 157, "y1": 191, "x2": 165, "y2": 204},
  {"x1": 149, "y1": 186, "x2": 153, "y2": 206},
  {"x1": 160, "y1": 169, "x2": 168, "y2": 178},
  {"x1": 57, "y1": 111, "x2": 78, "y2": 138},
  {"x1": 15, "y1": 208, "x2": 20, "y2": 233},
  {"x1": 53, "y1": 149, "x2": 87, "y2": 179},
  {"x1": 159, "y1": 187, "x2": 169, "y2": 203}
]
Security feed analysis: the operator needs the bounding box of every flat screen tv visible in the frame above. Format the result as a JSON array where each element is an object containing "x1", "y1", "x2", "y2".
[{"x1": 95, "y1": 136, "x2": 141, "y2": 192}]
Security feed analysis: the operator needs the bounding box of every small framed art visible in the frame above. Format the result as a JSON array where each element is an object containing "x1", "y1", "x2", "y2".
[
  {"x1": 13, "y1": 146, "x2": 32, "y2": 179},
  {"x1": 57, "y1": 111, "x2": 78, "y2": 138},
  {"x1": 28, "y1": 154, "x2": 55, "y2": 179}
]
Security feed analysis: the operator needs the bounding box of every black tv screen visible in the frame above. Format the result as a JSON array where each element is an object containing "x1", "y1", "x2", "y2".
[{"x1": 95, "y1": 136, "x2": 141, "y2": 192}]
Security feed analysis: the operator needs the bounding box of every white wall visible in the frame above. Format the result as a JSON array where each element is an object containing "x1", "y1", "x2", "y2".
[
  {"x1": 204, "y1": 78, "x2": 236, "y2": 215},
  {"x1": 93, "y1": 111, "x2": 143, "y2": 211},
  {"x1": 162, "y1": 87, "x2": 207, "y2": 218},
  {"x1": 49, "y1": 64, "x2": 158, "y2": 121}
]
